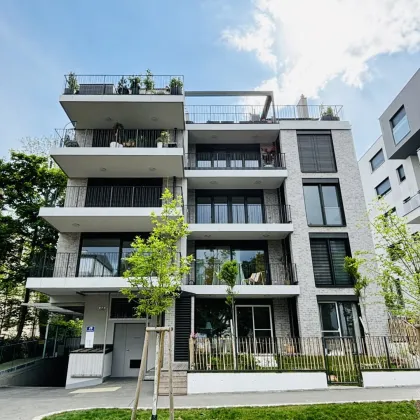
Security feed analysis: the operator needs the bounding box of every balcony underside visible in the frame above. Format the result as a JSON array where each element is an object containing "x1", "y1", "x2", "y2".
[
  {"x1": 51, "y1": 147, "x2": 184, "y2": 178},
  {"x1": 59, "y1": 94, "x2": 185, "y2": 129},
  {"x1": 181, "y1": 284, "x2": 299, "y2": 297},
  {"x1": 39, "y1": 207, "x2": 171, "y2": 232},
  {"x1": 188, "y1": 126, "x2": 280, "y2": 143},
  {"x1": 26, "y1": 277, "x2": 136, "y2": 296},
  {"x1": 405, "y1": 206, "x2": 420, "y2": 224},
  {"x1": 188, "y1": 223, "x2": 293, "y2": 240},
  {"x1": 185, "y1": 169, "x2": 287, "y2": 189}
]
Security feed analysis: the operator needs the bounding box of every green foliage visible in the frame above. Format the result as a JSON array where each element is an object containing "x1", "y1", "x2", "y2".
[
  {"x1": 128, "y1": 75, "x2": 141, "y2": 90},
  {"x1": 343, "y1": 256, "x2": 369, "y2": 298},
  {"x1": 43, "y1": 402, "x2": 420, "y2": 420},
  {"x1": 323, "y1": 106, "x2": 334, "y2": 116},
  {"x1": 158, "y1": 131, "x2": 170, "y2": 144},
  {"x1": 121, "y1": 189, "x2": 193, "y2": 319},
  {"x1": 117, "y1": 76, "x2": 128, "y2": 91},
  {"x1": 143, "y1": 69, "x2": 154, "y2": 91},
  {"x1": 67, "y1": 72, "x2": 79, "y2": 93},
  {"x1": 169, "y1": 77, "x2": 183, "y2": 88},
  {"x1": 218, "y1": 260, "x2": 238, "y2": 307},
  {"x1": 49, "y1": 316, "x2": 83, "y2": 336}
]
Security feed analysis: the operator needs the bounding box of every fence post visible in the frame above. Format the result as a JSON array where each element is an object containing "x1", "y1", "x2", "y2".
[
  {"x1": 189, "y1": 338, "x2": 194, "y2": 370},
  {"x1": 383, "y1": 336, "x2": 392, "y2": 369},
  {"x1": 415, "y1": 325, "x2": 420, "y2": 354}
]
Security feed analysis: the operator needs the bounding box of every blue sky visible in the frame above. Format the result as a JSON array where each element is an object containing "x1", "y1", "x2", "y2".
[{"x1": 1, "y1": 0, "x2": 420, "y2": 159}]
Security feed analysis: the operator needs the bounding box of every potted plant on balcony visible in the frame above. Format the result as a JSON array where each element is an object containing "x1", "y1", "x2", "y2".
[
  {"x1": 112, "y1": 122, "x2": 124, "y2": 146},
  {"x1": 321, "y1": 106, "x2": 339, "y2": 121},
  {"x1": 143, "y1": 69, "x2": 154, "y2": 93},
  {"x1": 261, "y1": 145, "x2": 276, "y2": 168},
  {"x1": 65, "y1": 72, "x2": 79, "y2": 94},
  {"x1": 117, "y1": 76, "x2": 129, "y2": 95},
  {"x1": 156, "y1": 130, "x2": 170, "y2": 148},
  {"x1": 169, "y1": 77, "x2": 183, "y2": 95},
  {"x1": 128, "y1": 75, "x2": 141, "y2": 95}
]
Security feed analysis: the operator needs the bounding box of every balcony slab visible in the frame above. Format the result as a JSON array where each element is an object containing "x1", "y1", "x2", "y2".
[{"x1": 181, "y1": 284, "x2": 299, "y2": 297}]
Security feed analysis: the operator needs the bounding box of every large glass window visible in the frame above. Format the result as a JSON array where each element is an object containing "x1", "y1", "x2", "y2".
[
  {"x1": 397, "y1": 165, "x2": 406, "y2": 182},
  {"x1": 79, "y1": 238, "x2": 120, "y2": 277},
  {"x1": 195, "y1": 299, "x2": 232, "y2": 338},
  {"x1": 370, "y1": 149, "x2": 385, "y2": 172},
  {"x1": 319, "y1": 302, "x2": 359, "y2": 338},
  {"x1": 297, "y1": 133, "x2": 336, "y2": 173},
  {"x1": 375, "y1": 178, "x2": 391, "y2": 197},
  {"x1": 310, "y1": 238, "x2": 353, "y2": 286},
  {"x1": 236, "y1": 305, "x2": 272, "y2": 339},
  {"x1": 303, "y1": 184, "x2": 344, "y2": 226},
  {"x1": 391, "y1": 107, "x2": 410, "y2": 144}
]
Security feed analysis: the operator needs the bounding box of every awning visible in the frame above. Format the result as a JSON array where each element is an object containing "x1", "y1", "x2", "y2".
[{"x1": 21, "y1": 303, "x2": 83, "y2": 316}]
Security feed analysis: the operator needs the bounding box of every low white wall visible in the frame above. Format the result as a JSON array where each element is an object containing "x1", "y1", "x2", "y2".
[
  {"x1": 363, "y1": 371, "x2": 420, "y2": 388},
  {"x1": 187, "y1": 372, "x2": 327, "y2": 394}
]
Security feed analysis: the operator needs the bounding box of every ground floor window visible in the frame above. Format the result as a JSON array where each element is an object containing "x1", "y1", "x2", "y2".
[
  {"x1": 318, "y1": 301, "x2": 361, "y2": 338},
  {"x1": 236, "y1": 305, "x2": 273, "y2": 339}
]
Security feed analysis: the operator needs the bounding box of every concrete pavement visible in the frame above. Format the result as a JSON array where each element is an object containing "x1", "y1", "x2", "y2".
[{"x1": 1, "y1": 379, "x2": 420, "y2": 420}]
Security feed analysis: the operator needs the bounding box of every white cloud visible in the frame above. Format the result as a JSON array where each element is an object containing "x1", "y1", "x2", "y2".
[{"x1": 222, "y1": 0, "x2": 420, "y2": 103}]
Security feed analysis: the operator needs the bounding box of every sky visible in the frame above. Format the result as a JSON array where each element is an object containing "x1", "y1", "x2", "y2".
[{"x1": 1, "y1": 0, "x2": 420, "y2": 159}]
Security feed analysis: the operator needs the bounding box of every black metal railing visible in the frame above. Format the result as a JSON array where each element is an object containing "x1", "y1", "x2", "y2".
[
  {"x1": 0, "y1": 341, "x2": 43, "y2": 371},
  {"x1": 184, "y1": 105, "x2": 344, "y2": 124},
  {"x1": 187, "y1": 261, "x2": 297, "y2": 286},
  {"x1": 185, "y1": 105, "x2": 273, "y2": 124},
  {"x1": 63, "y1": 74, "x2": 184, "y2": 95},
  {"x1": 186, "y1": 204, "x2": 291, "y2": 224},
  {"x1": 55, "y1": 128, "x2": 182, "y2": 148},
  {"x1": 185, "y1": 152, "x2": 286, "y2": 169},
  {"x1": 30, "y1": 252, "x2": 182, "y2": 278},
  {"x1": 52, "y1": 186, "x2": 183, "y2": 208},
  {"x1": 275, "y1": 105, "x2": 343, "y2": 121}
]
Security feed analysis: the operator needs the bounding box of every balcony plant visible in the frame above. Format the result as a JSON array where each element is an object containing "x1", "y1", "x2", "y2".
[
  {"x1": 117, "y1": 76, "x2": 129, "y2": 95},
  {"x1": 156, "y1": 130, "x2": 170, "y2": 148},
  {"x1": 128, "y1": 75, "x2": 141, "y2": 94},
  {"x1": 143, "y1": 69, "x2": 154, "y2": 93},
  {"x1": 261, "y1": 145, "x2": 276, "y2": 167},
  {"x1": 321, "y1": 106, "x2": 339, "y2": 121},
  {"x1": 169, "y1": 77, "x2": 183, "y2": 95},
  {"x1": 65, "y1": 72, "x2": 79, "y2": 94}
]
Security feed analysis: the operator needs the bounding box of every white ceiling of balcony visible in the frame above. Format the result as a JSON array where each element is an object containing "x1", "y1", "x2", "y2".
[
  {"x1": 185, "y1": 169, "x2": 287, "y2": 189},
  {"x1": 59, "y1": 95, "x2": 185, "y2": 129},
  {"x1": 187, "y1": 126, "x2": 280, "y2": 143},
  {"x1": 51, "y1": 147, "x2": 184, "y2": 178}
]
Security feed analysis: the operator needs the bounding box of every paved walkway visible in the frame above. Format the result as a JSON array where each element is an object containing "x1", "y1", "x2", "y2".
[{"x1": 1, "y1": 379, "x2": 420, "y2": 420}]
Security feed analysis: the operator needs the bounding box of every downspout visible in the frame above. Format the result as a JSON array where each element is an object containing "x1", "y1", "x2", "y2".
[{"x1": 101, "y1": 293, "x2": 111, "y2": 379}]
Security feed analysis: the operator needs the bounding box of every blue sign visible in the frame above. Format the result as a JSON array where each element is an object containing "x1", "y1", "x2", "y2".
[{"x1": 86, "y1": 326, "x2": 95, "y2": 332}]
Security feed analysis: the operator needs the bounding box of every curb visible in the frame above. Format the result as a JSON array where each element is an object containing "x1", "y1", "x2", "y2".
[{"x1": 32, "y1": 398, "x2": 416, "y2": 419}]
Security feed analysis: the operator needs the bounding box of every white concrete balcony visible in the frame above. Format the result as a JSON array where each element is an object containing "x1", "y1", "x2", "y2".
[
  {"x1": 52, "y1": 129, "x2": 184, "y2": 178},
  {"x1": 60, "y1": 74, "x2": 185, "y2": 129},
  {"x1": 185, "y1": 152, "x2": 287, "y2": 189},
  {"x1": 39, "y1": 186, "x2": 183, "y2": 232},
  {"x1": 403, "y1": 192, "x2": 420, "y2": 223},
  {"x1": 186, "y1": 204, "x2": 293, "y2": 240}
]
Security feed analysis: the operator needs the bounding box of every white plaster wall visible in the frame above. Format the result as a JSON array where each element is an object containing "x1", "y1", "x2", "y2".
[
  {"x1": 363, "y1": 371, "x2": 420, "y2": 388},
  {"x1": 187, "y1": 372, "x2": 327, "y2": 394}
]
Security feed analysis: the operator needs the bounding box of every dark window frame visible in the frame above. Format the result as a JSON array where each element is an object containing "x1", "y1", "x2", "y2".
[
  {"x1": 297, "y1": 132, "x2": 337, "y2": 173},
  {"x1": 303, "y1": 182, "x2": 346, "y2": 227},
  {"x1": 310, "y1": 237, "x2": 353, "y2": 288},
  {"x1": 390, "y1": 106, "x2": 410, "y2": 145},
  {"x1": 397, "y1": 165, "x2": 406, "y2": 182},
  {"x1": 369, "y1": 149, "x2": 385, "y2": 172},
  {"x1": 375, "y1": 177, "x2": 392, "y2": 197}
]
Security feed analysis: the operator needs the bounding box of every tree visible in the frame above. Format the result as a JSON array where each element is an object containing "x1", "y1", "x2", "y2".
[
  {"x1": 0, "y1": 151, "x2": 67, "y2": 339},
  {"x1": 19, "y1": 136, "x2": 57, "y2": 158},
  {"x1": 354, "y1": 199, "x2": 420, "y2": 322},
  {"x1": 121, "y1": 188, "x2": 192, "y2": 420}
]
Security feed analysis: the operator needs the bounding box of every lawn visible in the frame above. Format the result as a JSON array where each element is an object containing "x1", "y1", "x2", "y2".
[{"x1": 43, "y1": 402, "x2": 420, "y2": 419}]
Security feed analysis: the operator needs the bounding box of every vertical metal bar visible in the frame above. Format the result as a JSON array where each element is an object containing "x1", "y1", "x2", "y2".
[
  {"x1": 42, "y1": 320, "x2": 50, "y2": 358},
  {"x1": 167, "y1": 329, "x2": 174, "y2": 420},
  {"x1": 384, "y1": 336, "x2": 392, "y2": 369},
  {"x1": 52, "y1": 324, "x2": 59, "y2": 357}
]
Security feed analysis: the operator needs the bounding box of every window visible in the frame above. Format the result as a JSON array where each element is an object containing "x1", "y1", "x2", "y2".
[
  {"x1": 297, "y1": 133, "x2": 336, "y2": 173},
  {"x1": 391, "y1": 107, "x2": 410, "y2": 144},
  {"x1": 319, "y1": 302, "x2": 360, "y2": 338},
  {"x1": 370, "y1": 149, "x2": 385, "y2": 172},
  {"x1": 310, "y1": 238, "x2": 353, "y2": 286},
  {"x1": 303, "y1": 183, "x2": 344, "y2": 226},
  {"x1": 397, "y1": 165, "x2": 406, "y2": 182},
  {"x1": 375, "y1": 178, "x2": 391, "y2": 197}
]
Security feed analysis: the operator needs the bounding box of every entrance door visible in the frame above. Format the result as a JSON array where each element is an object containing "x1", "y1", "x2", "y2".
[{"x1": 111, "y1": 324, "x2": 145, "y2": 377}]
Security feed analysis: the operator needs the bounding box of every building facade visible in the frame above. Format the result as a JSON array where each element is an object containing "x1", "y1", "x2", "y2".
[{"x1": 26, "y1": 76, "x2": 388, "y2": 389}]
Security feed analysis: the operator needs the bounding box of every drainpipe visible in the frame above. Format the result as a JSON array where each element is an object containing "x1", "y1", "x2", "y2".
[
  {"x1": 101, "y1": 293, "x2": 111, "y2": 380},
  {"x1": 52, "y1": 324, "x2": 59, "y2": 357},
  {"x1": 42, "y1": 319, "x2": 50, "y2": 358}
]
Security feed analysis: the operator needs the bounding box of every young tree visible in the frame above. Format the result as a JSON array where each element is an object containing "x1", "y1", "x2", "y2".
[
  {"x1": 355, "y1": 199, "x2": 420, "y2": 322},
  {"x1": 121, "y1": 188, "x2": 192, "y2": 420}
]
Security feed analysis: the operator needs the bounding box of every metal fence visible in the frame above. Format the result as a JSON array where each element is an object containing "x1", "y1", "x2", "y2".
[
  {"x1": 185, "y1": 105, "x2": 343, "y2": 124},
  {"x1": 186, "y1": 204, "x2": 292, "y2": 224},
  {"x1": 54, "y1": 186, "x2": 183, "y2": 208},
  {"x1": 0, "y1": 340, "x2": 43, "y2": 371},
  {"x1": 187, "y1": 261, "x2": 297, "y2": 286},
  {"x1": 189, "y1": 336, "x2": 420, "y2": 375},
  {"x1": 55, "y1": 128, "x2": 182, "y2": 148},
  {"x1": 185, "y1": 152, "x2": 286, "y2": 169},
  {"x1": 63, "y1": 74, "x2": 184, "y2": 95}
]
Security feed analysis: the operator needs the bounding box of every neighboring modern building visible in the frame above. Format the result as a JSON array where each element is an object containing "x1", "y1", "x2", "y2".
[
  {"x1": 359, "y1": 68, "x2": 420, "y2": 229},
  {"x1": 25, "y1": 76, "x2": 388, "y2": 390}
]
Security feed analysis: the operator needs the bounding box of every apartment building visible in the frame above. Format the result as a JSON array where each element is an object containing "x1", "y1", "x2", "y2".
[
  {"x1": 25, "y1": 75, "x2": 388, "y2": 390},
  {"x1": 359, "y1": 68, "x2": 420, "y2": 229}
]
